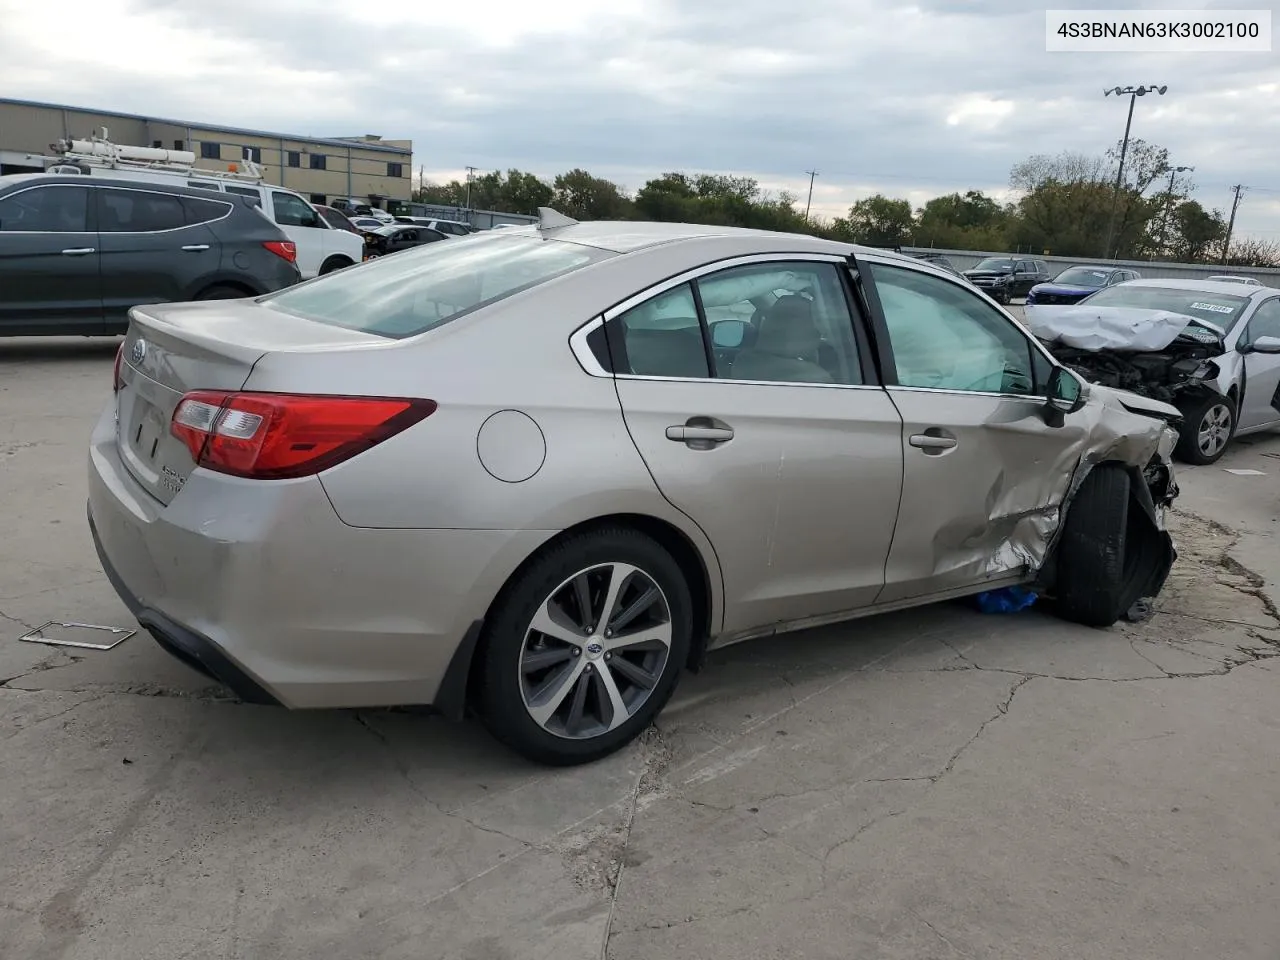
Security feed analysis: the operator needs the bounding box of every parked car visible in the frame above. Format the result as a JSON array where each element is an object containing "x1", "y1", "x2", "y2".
[
  {"x1": 348, "y1": 217, "x2": 385, "y2": 233},
  {"x1": 90, "y1": 215, "x2": 1182, "y2": 766},
  {"x1": 362, "y1": 223, "x2": 449, "y2": 259},
  {"x1": 0, "y1": 174, "x2": 300, "y2": 336},
  {"x1": 1206, "y1": 275, "x2": 1262, "y2": 286},
  {"x1": 1024, "y1": 277, "x2": 1280, "y2": 464},
  {"x1": 60, "y1": 166, "x2": 364, "y2": 279},
  {"x1": 1026, "y1": 265, "x2": 1140, "y2": 306},
  {"x1": 910, "y1": 253, "x2": 961, "y2": 275},
  {"x1": 315, "y1": 204, "x2": 361, "y2": 235},
  {"x1": 394, "y1": 216, "x2": 474, "y2": 237},
  {"x1": 962, "y1": 257, "x2": 1052, "y2": 304}
]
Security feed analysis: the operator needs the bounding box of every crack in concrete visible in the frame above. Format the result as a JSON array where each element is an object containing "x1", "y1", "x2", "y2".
[
  {"x1": 0, "y1": 607, "x2": 37, "y2": 633},
  {"x1": 350, "y1": 712, "x2": 532, "y2": 849},
  {"x1": 1, "y1": 694, "x2": 106, "y2": 742},
  {"x1": 1, "y1": 681, "x2": 236, "y2": 702}
]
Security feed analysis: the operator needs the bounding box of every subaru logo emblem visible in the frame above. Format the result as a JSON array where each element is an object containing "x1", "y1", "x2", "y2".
[
  {"x1": 130, "y1": 339, "x2": 147, "y2": 365},
  {"x1": 586, "y1": 642, "x2": 603, "y2": 656}
]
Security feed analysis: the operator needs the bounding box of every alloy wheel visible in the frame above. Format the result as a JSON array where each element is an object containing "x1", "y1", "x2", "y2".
[
  {"x1": 518, "y1": 562, "x2": 672, "y2": 740},
  {"x1": 1197, "y1": 402, "x2": 1232, "y2": 459}
]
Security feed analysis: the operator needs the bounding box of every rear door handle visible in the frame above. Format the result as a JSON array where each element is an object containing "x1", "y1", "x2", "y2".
[
  {"x1": 181, "y1": 244, "x2": 210, "y2": 252},
  {"x1": 61, "y1": 247, "x2": 95, "y2": 256},
  {"x1": 666, "y1": 425, "x2": 734, "y2": 443},
  {"x1": 909, "y1": 434, "x2": 957, "y2": 451}
]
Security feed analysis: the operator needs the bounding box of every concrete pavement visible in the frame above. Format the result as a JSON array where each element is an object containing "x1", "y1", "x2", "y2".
[{"x1": 2, "y1": 336, "x2": 1279, "y2": 960}]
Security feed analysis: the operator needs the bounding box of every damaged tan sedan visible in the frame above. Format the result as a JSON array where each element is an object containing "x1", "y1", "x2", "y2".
[{"x1": 90, "y1": 213, "x2": 1181, "y2": 766}]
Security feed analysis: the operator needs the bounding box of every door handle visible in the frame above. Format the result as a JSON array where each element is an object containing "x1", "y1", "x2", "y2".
[
  {"x1": 60, "y1": 247, "x2": 95, "y2": 256},
  {"x1": 181, "y1": 244, "x2": 210, "y2": 252},
  {"x1": 909, "y1": 434, "x2": 957, "y2": 451},
  {"x1": 666, "y1": 425, "x2": 734, "y2": 443}
]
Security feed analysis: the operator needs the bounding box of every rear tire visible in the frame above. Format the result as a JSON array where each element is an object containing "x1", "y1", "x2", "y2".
[
  {"x1": 1053, "y1": 465, "x2": 1152, "y2": 628},
  {"x1": 319, "y1": 256, "x2": 353, "y2": 275},
  {"x1": 478, "y1": 527, "x2": 692, "y2": 766},
  {"x1": 1173, "y1": 393, "x2": 1234, "y2": 465},
  {"x1": 195, "y1": 284, "x2": 248, "y2": 300}
]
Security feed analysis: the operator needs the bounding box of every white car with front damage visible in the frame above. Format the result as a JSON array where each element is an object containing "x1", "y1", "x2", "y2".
[{"x1": 1023, "y1": 278, "x2": 1280, "y2": 464}]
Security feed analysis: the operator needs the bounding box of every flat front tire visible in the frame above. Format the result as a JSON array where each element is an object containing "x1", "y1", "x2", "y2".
[{"x1": 478, "y1": 527, "x2": 692, "y2": 766}]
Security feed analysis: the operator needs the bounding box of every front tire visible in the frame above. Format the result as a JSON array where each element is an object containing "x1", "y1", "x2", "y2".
[
  {"x1": 1053, "y1": 465, "x2": 1156, "y2": 627},
  {"x1": 1173, "y1": 393, "x2": 1234, "y2": 465},
  {"x1": 478, "y1": 527, "x2": 692, "y2": 766}
]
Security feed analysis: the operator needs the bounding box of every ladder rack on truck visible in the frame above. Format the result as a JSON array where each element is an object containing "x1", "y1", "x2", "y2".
[{"x1": 45, "y1": 128, "x2": 265, "y2": 183}]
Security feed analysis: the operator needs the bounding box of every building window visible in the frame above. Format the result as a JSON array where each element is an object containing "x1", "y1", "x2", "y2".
[
  {"x1": 310, "y1": 194, "x2": 327, "y2": 206},
  {"x1": 310, "y1": 153, "x2": 327, "y2": 170},
  {"x1": 387, "y1": 162, "x2": 403, "y2": 178},
  {"x1": 242, "y1": 146, "x2": 262, "y2": 163},
  {"x1": 174, "y1": 140, "x2": 185, "y2": 151},
  {"x1": 152, "y1": 140, "x2": 163, "y2": 149},
  {"x1": 287, "y1": 151, "x2": 301, "y2": 168},
  {"x1": 200, "y1": 142, "x2": 221, "y2": 160}
]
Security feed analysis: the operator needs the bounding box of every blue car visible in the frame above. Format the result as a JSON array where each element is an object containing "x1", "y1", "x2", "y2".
[{"x1": 1025, "y1": 265, "x2": 1140, "y2": 305}]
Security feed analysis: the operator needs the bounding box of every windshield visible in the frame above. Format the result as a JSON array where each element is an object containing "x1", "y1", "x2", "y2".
[
  {"x1": 973, "y1": 258, "x2": 1014, "y2": 272},
  {"x1": 1082, "y1": 285, "x2": 1251, "y2": 333},
  {"x1": 260, "y1": 233, "x2": 610, "y2": 338},
  {"x1": 1053, "y1": 267, "x2": 1111, "y2": 288}
]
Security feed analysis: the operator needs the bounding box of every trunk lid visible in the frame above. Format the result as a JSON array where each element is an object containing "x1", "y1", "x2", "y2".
[{"x1": 116, "y1": 299, "x2": 390, "y2": 505}]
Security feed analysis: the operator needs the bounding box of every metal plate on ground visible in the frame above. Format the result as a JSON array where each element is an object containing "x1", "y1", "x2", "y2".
[{"x1": 19, "y1": 621, "x2": 137, "y2": 651}]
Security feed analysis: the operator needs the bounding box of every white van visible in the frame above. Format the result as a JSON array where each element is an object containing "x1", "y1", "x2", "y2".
[{"x1": 71, "y1": 167, "x2": 363, "y2": 279}]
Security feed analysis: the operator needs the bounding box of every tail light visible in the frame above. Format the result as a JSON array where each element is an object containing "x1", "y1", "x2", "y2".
[
  {"x1": 263, "y1": 240, "x2": 297, "y2": 263},
  {"x1": 112, "y1": 342, "x2": 124, "y2": 393},
  {"x1": 170, "y1": 391, "x2": 436, "y2": 480}
]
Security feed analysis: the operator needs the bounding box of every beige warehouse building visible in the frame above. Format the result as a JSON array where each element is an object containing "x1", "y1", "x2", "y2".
[{"x1": 0, "y1": 97, "x2": 413, "y2": 209}]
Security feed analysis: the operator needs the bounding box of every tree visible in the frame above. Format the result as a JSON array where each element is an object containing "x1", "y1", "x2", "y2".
[
  {"x1": 502, "y1": 170, "x2": 555, "y2": 215},
  {"x1": 1224, "y1": 237, "x2": 1280, "y2": 268},
  {"x1": 414, "y1": 180, "x2": 466, "y2": 206},
  {"x1": 1165, "y1": 200, "x2": 1226, "y2": 263},
  {"x1": 830, "y1": 195, "x2": 915, "y2": 246},
  {"x1": 551, "y1": 169, "x2": 631, "y2": 220},
  {"x1": 915, "y1": 191, "x2": 1009, "y2": 250}
]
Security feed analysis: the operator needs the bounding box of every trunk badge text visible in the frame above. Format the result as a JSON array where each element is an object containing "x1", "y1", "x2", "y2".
[{"x1": 130, "y1": 339, "x2": 147, "y2": 365}]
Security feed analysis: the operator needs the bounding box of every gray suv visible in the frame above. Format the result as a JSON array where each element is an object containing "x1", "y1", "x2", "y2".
[{"x1": 0, "y1": 174, "x2": 302, "y2": 337}]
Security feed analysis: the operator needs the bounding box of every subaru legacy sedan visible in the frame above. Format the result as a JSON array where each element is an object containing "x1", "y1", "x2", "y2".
[{"x1": 89, "y1": 212, "x2": 1181, "y2": 765}]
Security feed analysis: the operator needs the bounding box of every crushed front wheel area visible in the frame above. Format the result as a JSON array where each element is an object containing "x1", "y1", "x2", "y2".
[{"x1": 1051, "y1": 464, "x2": 1176, "y2": 628}]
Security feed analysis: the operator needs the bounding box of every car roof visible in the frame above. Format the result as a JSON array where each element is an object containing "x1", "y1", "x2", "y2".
[
  {"x1": 1115, "y1": 277, "x2": 1274, "y2": 298},
  {"x1": 513, "y1": 219, "x2": 869, "y2": 256},
  {"x1": 0, "y1": 172, "x2": 256, "y2": 200}
]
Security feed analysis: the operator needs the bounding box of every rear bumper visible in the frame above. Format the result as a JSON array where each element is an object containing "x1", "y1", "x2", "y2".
[{"x1": 86, "y1": 403, "x2": 551, "y2": 709}]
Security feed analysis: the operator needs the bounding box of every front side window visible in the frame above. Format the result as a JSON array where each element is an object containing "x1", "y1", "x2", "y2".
[
  {"x1": 271, "y1": 192, "x2": 321, "y2": 228},
  {"x1": 0, "y1": 186, "x2": 89, "y2": 232},
  {"x1": 261, "y1": 232, "x2": 609, "y2": 339},
  {"x1": 1245, "y1": 300, "x2": 1280, "y2": 342},
  {"x1": 98, "y1": 189, "x2": 186, "y2": 232},
  {"x1": 868, "y1": 261, "x2": 1038, "y2": 395}
]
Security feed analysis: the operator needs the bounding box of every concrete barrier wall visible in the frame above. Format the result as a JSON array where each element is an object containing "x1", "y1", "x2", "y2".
[{"x1": 899, "y1": 247, "x2": 1280, "y2": 287}]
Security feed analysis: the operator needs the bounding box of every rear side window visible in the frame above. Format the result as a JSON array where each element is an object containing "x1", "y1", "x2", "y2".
[
  {"x1": 98, "y1": 189, "x2": 186, "y2": 232},
  {"x1": 182, "y1": 196, "x2": 233, "y2": 226},
  {"x1": 260, "y1": 233, "x2": 609, "y2": 339},
  {"x1": 226, "y1": 185, "x2": 261, "y2": 198},
  {"x1": 0, "y1": 185, "x2": 89, "y2": 232}
]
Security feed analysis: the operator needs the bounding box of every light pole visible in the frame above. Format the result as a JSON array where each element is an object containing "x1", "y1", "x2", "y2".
[
  {"x1": 1102, "y1": 84, "x2": 1167, "y2": 260},
  {"x1": 1157, "y1": 165, "x2": 1193, "y2": 256}
]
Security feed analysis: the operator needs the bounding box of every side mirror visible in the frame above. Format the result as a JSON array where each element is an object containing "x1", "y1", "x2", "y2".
[
  {"x1": 1043, "y1": 366, "x2": 1085, "y2": 427},
  {"x1": 711, "y1": 319, "x2": 747, "y2": 349},
  {"x1": 1243, "y1": 335, "x2": 1280, "y2": 355}
]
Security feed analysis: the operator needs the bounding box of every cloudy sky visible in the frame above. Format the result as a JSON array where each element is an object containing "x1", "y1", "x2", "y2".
[{"x1": 1, "y1": 0, "x2": 1276, "y2": 240}]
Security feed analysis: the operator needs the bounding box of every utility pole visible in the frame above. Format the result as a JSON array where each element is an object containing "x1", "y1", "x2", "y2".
[
  {"x1": 804, "y1": 170, "x2": 818, "y2": 219},
  {"x1": 1101, "y1": 84, "x2": 1167, "y2": 260},
  {"x1": 1157, "y1": 165, "x2": 1193, "y2": 256},
  {"x1": 1221, "y1": 184, "x2": 1244, "y2": 265},
  {"x1": 464, "y1": 166, "x2": 478, "y2": 214}
]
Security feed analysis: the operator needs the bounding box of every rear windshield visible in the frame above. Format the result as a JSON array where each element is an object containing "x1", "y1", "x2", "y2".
[
  {"x1": 259, "y1": 233, "x2": 609, "y2": 338},
  {"x1": 1083, "y1": 285, "x2": 1251, "y2": 333}
]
